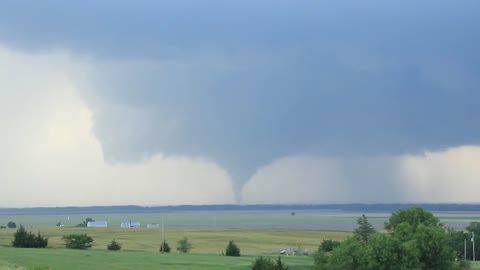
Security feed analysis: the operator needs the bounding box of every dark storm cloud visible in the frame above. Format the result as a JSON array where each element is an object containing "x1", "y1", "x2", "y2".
[{"x1": 1, "y1": 0, "x2": 479, "y2": 192}]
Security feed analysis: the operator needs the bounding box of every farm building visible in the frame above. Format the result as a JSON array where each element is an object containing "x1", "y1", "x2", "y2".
[
  {"x1": 87, "y1": 221, "x2": 108, "y2": 228},
  {"x1": 121, "y1": 220, "x2": 141, "y2": 228}
]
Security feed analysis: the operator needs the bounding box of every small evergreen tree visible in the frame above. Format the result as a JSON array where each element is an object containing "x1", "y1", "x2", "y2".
[
  {"x1": 107, "y1": 239, "x2": 121, "y2": 251},
  {"x1": 176, "y1": 237, "x2": 192, "y2": 253},
  {"x1": 12, "y1": 225, "x2": 48, "y2": 248},
  {"x1": 225, "y1": 240, "x2": 241, "y2": 257},
  {"x1": 251, "y1": 256, "x2": 289, "y2": 270},
  {"x1": 34, "y1": 232, "x2": 48, "y2": 248},
  {"x1": 274, "y1": 257, "x2": 288, "y2": 270},
  {"x1": 7, "y1": 221, "x2": 16, "y2": 228},
  {"x1": 159, "y1": 240, "x2": 171, "y2": 253},
  {"x1": 63, "y1": 234, "x2": 94, "y2": 249},
  {"x1": 12, "y1": 225, "x2": 31, "y2": 248}
]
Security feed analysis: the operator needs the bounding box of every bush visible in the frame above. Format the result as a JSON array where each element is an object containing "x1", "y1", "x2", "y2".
[
  {"x1": 7, "y1": 221, "x2": 16, "y2": 228},
  {"x1": 107, "y1": 239, "x2": 121, "y2": 251},
  {"x1": 33, "y1": 232, "x2": 49, "y2": 248},
  {"x1": 176, "y1": 237, "x2": 192, "y2": 253},
  {"x1": 159, "y1": 240, "x2": 171, "y2": 253},
  {"x1": 12, "y1": 225, "x2": 48, "y2": 248},
  {"x1": 252, "y1": 257, "x2": 275, "y2": 270},
  {"x1": 320, "y1": 239, "x2": 341, "y2": 252},
  {"x1": 313, "y1": 249, "x2": 330, "y2": 270},
  {"x1": 63, "y1": 234, "x2": 93, "y2": 249},
  {"x1": 225, "y1": 240, "x2": 241, "y2": 256},
  {"x1": 251, "y1": 256, "x2": 288, "y2": 270}
]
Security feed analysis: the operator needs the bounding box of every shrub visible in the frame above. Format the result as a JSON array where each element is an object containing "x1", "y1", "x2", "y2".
[
  {"x1": 313, "y1": 249, "x2": 330, "y2": 270},
  {"x1": 159, "y1": 240, "x2": 171, "y2": 253},
  {"x1": 176, "y1": 237, "x2": 192, "y2": 253},
  {"x1": 33, "y1": 232, "x2": 48, "y2": 248},
  {"x1": 252, "y1": 257, "x2": 275, "y2": 270},
  {"x1": 7, "y1": 221, "x2": 16, "y2": 228},
  {"x1": 12, "y1": 225, "x2": 48, "y2": 248},
  {"x1": 225, "y1": 240, "x2": 241, "y2": 257},
  {"x1": 320, "y1": 239, "x2": 341, "y2": 252},
  {"x1": 63, "y1": 234, "x2": 93, "y2": 249},
  {"x1": 251, "y1": 256, "x2": 288, "y2": 270},
  {"x1": 107, "y1": 239, "x2": 121, "y2": 251}
]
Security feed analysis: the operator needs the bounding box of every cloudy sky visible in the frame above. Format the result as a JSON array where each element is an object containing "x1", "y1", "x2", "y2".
[{"x1": 0, "y1": 1, "x2": 479, "y2": 207}]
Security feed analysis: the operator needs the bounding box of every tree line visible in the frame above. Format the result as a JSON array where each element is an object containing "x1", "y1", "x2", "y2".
[{"x1": 314, "y1": 207, "x2": 475, "y2": 270}]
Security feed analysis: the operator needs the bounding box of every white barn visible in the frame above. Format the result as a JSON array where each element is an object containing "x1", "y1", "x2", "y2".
[{"x1": 87, "y1": 221, "x2": 108, "y2": 228}]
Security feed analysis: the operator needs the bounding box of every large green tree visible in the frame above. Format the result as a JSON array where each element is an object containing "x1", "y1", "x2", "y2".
[
  {"x1": 384, "y1": 207, "x2": 454, "y2": 270},
  {"x1": 313, "y1": 249, "x2": 330, "y2": 270},
  {"x1": 366, "y1": 233, "x2": 420, "y2": 270},
  {"x1": 354, "y1": 215, "x2": 375, "y2": 244},
  {"x1": 466, "y1": 221, "x2": 480, "y2": 260},
  {"x1": 328, "y1": 237, "x2": 369, "y2": 270},
  {"x1": 385, "y1": 207, "x2": 441, "y2": 232},
  {"x1": 447, "y1": 228, "x2": 469, "y2": 260},
  {"x1": 315, "y1": 207, "x2": 458, "y2": 270},
  {"x1": 414, "y1": 225, "x2": 455, "y2": 270}
]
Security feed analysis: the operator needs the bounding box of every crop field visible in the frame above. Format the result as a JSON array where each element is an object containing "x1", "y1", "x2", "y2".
[{"x1": 0, "y1": 227, "x2": 349, "y2": 254}]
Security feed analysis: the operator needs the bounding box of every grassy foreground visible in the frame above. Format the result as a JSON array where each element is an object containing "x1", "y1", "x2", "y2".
[
  {"x1": 0, "y1": 228, "x2": 350, "y2": 269},
  {"x1": 0, "y1": 248, "x2": 315, "y2": 270}
]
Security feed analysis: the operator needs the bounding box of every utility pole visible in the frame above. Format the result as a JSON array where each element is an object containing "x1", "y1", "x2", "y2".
[
  {"x1": 473, "y1": 231, "x2": 475, "y2": 262},
  {"x1": 161, "y1": 216, "x2": 165, "y2": 253}
]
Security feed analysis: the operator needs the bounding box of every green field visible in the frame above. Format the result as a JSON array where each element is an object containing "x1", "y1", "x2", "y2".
[
  {"x1": 0, "y1": 227, "x2": 349, "y2": 270},
  {"x1": 0, "y1": 248, "x2": 316, "y2": 270}
]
